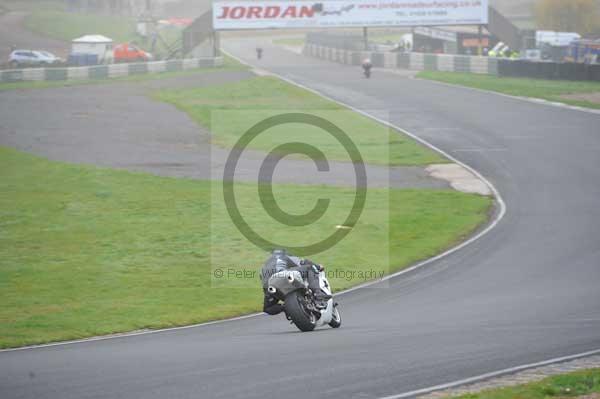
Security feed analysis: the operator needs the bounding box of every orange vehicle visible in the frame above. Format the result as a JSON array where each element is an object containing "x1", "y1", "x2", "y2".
[{"x1": 113, "y1": 43, "x2": 153, "y2": 63}]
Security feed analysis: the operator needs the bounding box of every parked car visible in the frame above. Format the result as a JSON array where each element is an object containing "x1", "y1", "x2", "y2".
[
  {"x1": 8, "y1": 50, "x2": 63, "y2": 68},
  {"x1": 113, "y1": 43, "x2": 153, "y2": 63},
  {"x1": 36, "y1": 51, "x2": 64, "y2": 65}
]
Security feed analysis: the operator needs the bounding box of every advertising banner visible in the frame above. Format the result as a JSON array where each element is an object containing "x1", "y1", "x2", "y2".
[
  {"x1": 213, "y1": 0, "x2": 488, "y2": 30},
  {"x1": 414, "y1": 26, "x2": 458, "y2": 42}
]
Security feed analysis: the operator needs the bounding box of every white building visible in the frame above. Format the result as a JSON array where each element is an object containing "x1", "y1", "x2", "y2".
[{"x1": 71, "y1": 35, "x2": 115, "y2": 64}]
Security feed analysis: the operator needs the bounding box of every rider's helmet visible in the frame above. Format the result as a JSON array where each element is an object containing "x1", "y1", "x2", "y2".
[
  {"x1": 271, "y1": 249, "x2": 291, "y2": 269},
  {"x1": 363, "y1": 58, "x2": 372, "y2": 65},
  {"x1": 261, "y1": 249, "x2": 289, "y2": 288}
]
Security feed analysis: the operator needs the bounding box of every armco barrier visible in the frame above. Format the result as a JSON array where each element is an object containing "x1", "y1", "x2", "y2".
[
  {"x1": 304, "y1": 43, "x2": 496, "y2": 75},
  {"x1": 410, "y1": 53, "x2": 425, "y2": 70},
  {"x1": 2, "y1": 70, "x2": 23, "y2": 82},
  {"x1": 128, "y1": 62, "x2": 148, "y2": 75},
  {"x1": 89, "y1": 65, "x2": 109, "y2": 79},
  {"x1": 304, "y1": 43, "x2": 599, "y2": 81},
  {"x1": 45, "y1": 68, "x2": 68, "y2": 81},
  {"x1": 423, "y1": 54, "x2": 437, "y2": 71},
  {"x1": 383, "y1": 52, "x2": 396, "y2": 69},
  {"x1": 469, "y1": 56, "x2": 490, "y2": 74},
  {"x1": 454, "y1": 56, "x2": 471, "y2": 73},
  {"x1": 69, "y1": 66, "x2": 90, "y2": 80},
  {"x1": 488, "y1": 57, "x2": 499, "y2": 75},
  {"x1": 306, "y1": 43, "x2": 495, "y2": 74},
  {"x1": 22, "y1": 68, "x2": 45, "y2": 81},
  {"x1": 437, "y1": 55, "x2": 454, "y2": 72},
  {"x1": 372, "y1": 52, "x2": 385, "y2": 68},
  {"x1": 0, "y1": 57, "x2": 224, "y2": 83},
  {"x1": 108, "y1": 63, "x2": 129, "y2": 78},
  {"x1": 397, "y1": 53, "x2": 410, "y2": 69}
]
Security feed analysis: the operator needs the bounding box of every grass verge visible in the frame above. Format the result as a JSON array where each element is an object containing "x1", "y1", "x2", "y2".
[
  {"x1": 0, "y1": 146, "x2": 491, "y2": 348},
  {"x1": 417, "y1": 71, "x2": 600, "y2": 110},
  {"x1": 449, "y1": 368, "x2": 600, "y2": 399},
  {"x1": 23, "y1": 9, "x2": 182, "y2": 59},
  {"x1": 25, "y1": 10, "x2": 136, "y2": 43},
  {"x1": 0, "y1": 0, "x2": 66, "y2": 12},
  {"x1": 153, "y1": 76, "x2": 446, "y2": 166}
]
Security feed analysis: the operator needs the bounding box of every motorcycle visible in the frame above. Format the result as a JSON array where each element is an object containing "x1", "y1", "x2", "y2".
[
  {"x1": 267, "y1": 267, "x2": 341, "y2": 332},
  {"x1": 363, "y1": 64, "x2": 372, "y2": 78},
  {"x1": 362, "y1": 58, "x2": 372, "y2": 78}
]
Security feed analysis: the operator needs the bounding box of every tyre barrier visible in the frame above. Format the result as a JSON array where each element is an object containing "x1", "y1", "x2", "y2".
[
  {"x1": 0, "y1": 56, "x2": 224, "y2": 83},
  {"x1": 303, "y1": 42, "x2": 599, "y2": 81},
  {"x1": 303, "y1": 42, "x2": 496, "y2": 75},
  {"x1": 497, "y1": 59, "x2": 600, "y2": 81}
]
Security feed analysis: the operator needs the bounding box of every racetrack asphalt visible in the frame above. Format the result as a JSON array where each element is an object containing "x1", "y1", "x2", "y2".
[
  {"x1": 0, "y1": 70, "x2": 447, "y2": 189},
  {"x1": 1, "y1": 39, "x2": 599, "y2": 399}
]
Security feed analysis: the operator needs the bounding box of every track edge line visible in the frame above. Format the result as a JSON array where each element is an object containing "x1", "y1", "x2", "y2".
[{"x1": 377, "y1": 348, "x2": 600, "y2": 399}]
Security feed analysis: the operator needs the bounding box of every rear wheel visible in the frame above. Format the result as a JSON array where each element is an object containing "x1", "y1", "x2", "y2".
[{"x1": 285, "y1": 291, "x2": 317, "y2": 332}]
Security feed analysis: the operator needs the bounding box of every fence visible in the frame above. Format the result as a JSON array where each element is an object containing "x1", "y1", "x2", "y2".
[{"x1": 0, "y1": 57, "x2": 224, "y2": 83}]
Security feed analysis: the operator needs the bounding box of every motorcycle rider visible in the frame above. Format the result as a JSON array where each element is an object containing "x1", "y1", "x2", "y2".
[
  {"x1": 362, "y1": 57, "x2": 372, "y2": 77},
  {"x1": 261, "y1": 249, "x2": 331, "y2": 315}
]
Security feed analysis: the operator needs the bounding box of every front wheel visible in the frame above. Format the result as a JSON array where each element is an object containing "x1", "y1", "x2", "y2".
[
  {"x1": 329, "y1": 306, "x2": 341, "y2": 328},
  {"x1": 9, "y1": 60, "x2": 19, "y2": 69},
  {"x1": 285, "y1": 291, "x2": 317, "y2": 332}
]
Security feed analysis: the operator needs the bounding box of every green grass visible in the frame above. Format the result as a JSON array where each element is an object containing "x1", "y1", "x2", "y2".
[
  {"x1": 0, "y1": 146, "x2": 491, "y2": 348},
  {"x1": 153, "y1": 76, "x2": 446, "y2": 166},
  {"x1": 417, "y1": 71, "x2": 600, "y2": 110},
  {"x1": 0, "y1": 0, "x2": 66, "y2": 12},
  {"x1": 22, "y1": 9, "x2": 185, "y2": 59},
  {"x1": 25, "y1": 10, "x2": 137, "y2": 43},
  {"x1": 450, "y1": 368, "x2": 600, "y2": 399}
]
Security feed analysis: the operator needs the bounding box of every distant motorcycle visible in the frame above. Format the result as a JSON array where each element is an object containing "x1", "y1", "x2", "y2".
[
  {"x1": 267, "y1": 265, "x2": 341, "y2": 332},
  {"x1": 256, "y1": 47, "x2": 263, "y2": 60},
  {"x1": 362, "y1": 58, "x2": 372, "y2": 78}
]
